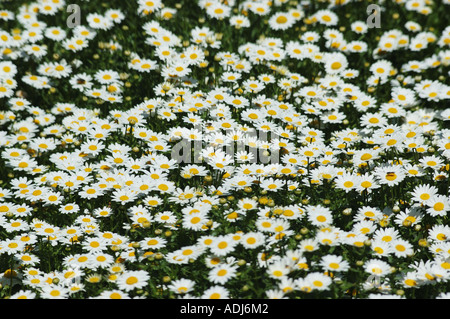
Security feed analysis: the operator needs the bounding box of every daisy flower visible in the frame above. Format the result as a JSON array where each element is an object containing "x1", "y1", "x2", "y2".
[
  {"x1": 426, "y1": 195, "x2": 450, "y2": 217},
  {"x1": 268, "y1": 12, "x2": 295, "y2": 30},
  {"x1": 39, "y1": 285, "x2": 70, "y2": 299},
  {"x1": 168, "y1": 278, "x2": 196, "y2": 295},
  {"x1": 267, "y1": 260, "x2": 291, "y2": 280},
  {"x1": 229, "y1": 15, "x2": 250, "y2": 29},
  {"x1": 314, "y1": 9, "x2": 339, "y2": 26},
  {"x1": 305, "y1": 272, "x2": 333, "y2": 291},
  {"x1": 154, "y1": 211, "x2": 177, "y2": 225},
  {"x1": 351, "y1": 21, "x2": 368, "y2": 34},
  {"x1": 410, "y1": 184, "x2": 438, "y2": 204},
  {"x1": 428, "y1": 225, "x2": 450, "y2": 242},
  {"x1": 86, "y1": 13, "x2": 114, "y2": 30},
  {"x1": 364, "y1": 259, "x2": 393, "y2": 277},
  {"x1": 201, "y1": 285, "x2": 230, "y2": 299},
  {"x1": 240, "y1": 231, "x2": 265, "y2": 249},
  {"x1": 209, "y1": 235, "x2": 237, "y2": 257},
  {"x1": 116, "y1": 270, "x2": 150, "y2": 292},
  {"x1": 9, "y1": 290, "x2": 36, "y2": 299},
  {"x1": 206, "y1": 2, "x2": 231, "y2": 20},
  {"x1": 95, "y1": 290, "x2": 130, "y2": 299},
  {"x1": 391, "y1": 239, "x2": 415, "y2": 258},
  {"x1": 420, "y1": 155, "x2": 443, "y2": 171},
  {"x1": 374, "y1": 165, "x2": 406, "y2": 186},
  {"x1": 334, "y1": 172, "x2": 358, "y2": 193},
  {"x1": 208, "y1": 264, "x2": 238, "y2": 285}
]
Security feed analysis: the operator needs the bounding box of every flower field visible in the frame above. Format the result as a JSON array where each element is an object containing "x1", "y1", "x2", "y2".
[{"x1": 0, "y1": 0, "x2": 450, "y2": 300}]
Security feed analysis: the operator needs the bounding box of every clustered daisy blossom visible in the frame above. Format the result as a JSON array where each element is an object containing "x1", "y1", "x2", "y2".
[{"x1": 0, "y1": 0, "x2": 449, "y2": 300}]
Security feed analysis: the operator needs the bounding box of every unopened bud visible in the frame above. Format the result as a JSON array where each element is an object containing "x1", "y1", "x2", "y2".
[{"x1": 342, "y1": 208, "x2": 352, "y2": 215}]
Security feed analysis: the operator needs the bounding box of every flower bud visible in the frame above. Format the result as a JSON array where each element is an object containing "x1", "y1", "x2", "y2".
[{"x1": 342, "y1": 208, "x2": 352, "y2": 215}]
